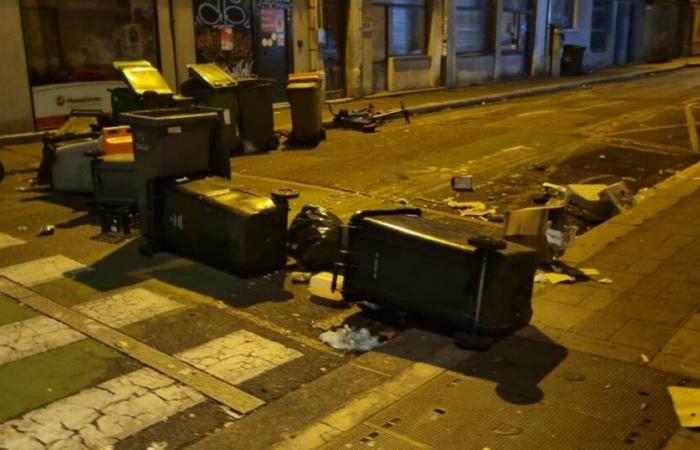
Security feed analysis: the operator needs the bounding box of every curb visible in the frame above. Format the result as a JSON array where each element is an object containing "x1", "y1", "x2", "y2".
[
  {"x1": 562, "y1": 158, "x2": 700, "y2": 266},
  {"x1": 0, "y1": 131, "x2": 44, "y2": 146}
]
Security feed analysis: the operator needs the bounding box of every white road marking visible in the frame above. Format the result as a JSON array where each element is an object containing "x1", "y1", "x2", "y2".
[
  {"x1": 0, "y1": 233, "x2": 25, "y2": 251},
  {"x1": 0, "y1": 256, "x2": 90, "y2": 287},
  {"x1": 0, "y1": 330, "x2": 302, "y2": 449},
  {"x1": 0, "y1": 288, "x2": 183, "y2": 366}
]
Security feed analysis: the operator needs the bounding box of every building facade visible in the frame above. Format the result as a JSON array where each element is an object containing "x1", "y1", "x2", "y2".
[{"x1": 0, "y1": 0, "x2": 698, "y2": 134}]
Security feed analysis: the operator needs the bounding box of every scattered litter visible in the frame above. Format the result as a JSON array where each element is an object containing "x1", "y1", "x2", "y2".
[
  {"x1": 146, "y1": 442, "x2": 168, "y2": 450},
  {"x1": 290, "y1": 271, "x2": 312, "y2": 284},
  {"x1": 220, "y1": 406, "x2": 243, "y2": 420},
  {"x1": 359, "y1": 300, "x2": 382, "y2": 310},
  {"x1": 598, "y1": 278, "x2": 613, "y2": 285},
  {"x1": 604, "y1": 384, "x2": 612, "y2": 389},
  {"x1": 37, "y1": 225, "x2": 55, "y2": 237},
  {"x1": 504, "y1": 206, "x2": 569, "y2": 262},
  {"x1": 16, "y1": 226, "x2": 28, "y2": 233},
  {"x1": 639, "y1": 353, "x2": 650, "y2": 364},
  {"x1": 580, "y1": 268, "x2": 600, "y2": 276},
  {"x1": 319, "y1": 325, "x2": 382, "y2": 351},
  {"x1": 599, "y1": 154, "x2": 606, "y2": 159},
  {"x1": 639, "y1": 402, "x2": 648, "y2": 410},
  {"x1": 546, "y1": 226, "x2": 578, "y2": 254},
  {"x1": 534, "y1": 272, "x2": 575, "y2": 285},
  {"x1": 115, "y1": 340, "x2": 129, "y2": 349},
  {"x1": 600, "y1": 182, "x2": 634, "y2": 213},
  {"x1": 14, "y1": 187, "x2": 29, "y2": 192},
  {"x1": 320, "y1": 367, "x2": 327, "y2": 373},
  {"x1": 451, "y1": 175, "x2": 474, "y2": 192},
  {"x1": 288, "y1": 205, "x2": 343, "y2": 270},
  {"x1": 667, "y1": 386, "x2": 700, "y2": 427},
  {"x1": 446, "y1": 199, "x2": 494, "y2": 217},
  {"x1": 309, "y1": 272, "x2": 344, "y2": 301}
]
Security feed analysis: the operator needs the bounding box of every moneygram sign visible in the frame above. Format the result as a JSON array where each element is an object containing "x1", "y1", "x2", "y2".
[{"x1": 32, "y1": 81, "x2": 126, "y2": 129}]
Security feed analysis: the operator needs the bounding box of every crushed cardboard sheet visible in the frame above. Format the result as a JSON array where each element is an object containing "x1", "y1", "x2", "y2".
[{"x1": 668, "y1": 386, "x2": 700, "y2": 428}]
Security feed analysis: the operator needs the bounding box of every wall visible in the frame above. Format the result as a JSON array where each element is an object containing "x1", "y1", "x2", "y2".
[
  {"x1": 0, "y1": 0, "x2": 34, "y2": 134},
  {"x1": 388, "y1": 56, "x2": 433, "y2": 90},
  {"x1": 455, "y1": 54, "x2": 494, "y2": 84}
]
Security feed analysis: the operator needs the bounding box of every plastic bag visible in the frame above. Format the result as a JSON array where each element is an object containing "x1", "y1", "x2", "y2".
[{"x1": 288, "y1": 204, "x2": 344, "y2": 270}]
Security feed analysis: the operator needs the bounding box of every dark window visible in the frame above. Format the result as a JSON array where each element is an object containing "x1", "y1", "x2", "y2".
[
  {"x1": 501, "y1": 0, "x2": 530, "y2": 52},
  {"x1": 20, "y1": 0, "x2": 159, "y2": 87},
  {"x1": 551, "y1": 0, "x2": 576, "y2": 29},
  {"x1": 590, "y1": 0, "x2": 609, "y2": 51},
  {"x1": 455, "y1": 0, "x2": 490, "y2": 54},
  {"x1": 374, "y1": 0, "x2": 427, "y2": 56}
]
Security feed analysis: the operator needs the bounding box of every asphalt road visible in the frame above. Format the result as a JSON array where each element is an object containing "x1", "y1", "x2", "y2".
[{"x1": 0, "y1": 67, "x2": 699, "y2": 449}]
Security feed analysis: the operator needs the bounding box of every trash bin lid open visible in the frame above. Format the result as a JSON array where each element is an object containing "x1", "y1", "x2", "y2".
[
  {"x1": 121, "y1": 67, "x2": 173, "y2": 95},
  {"x1": 187, "y1": 63, "x2": 237, "y2": 89},
  {"x1": 113, "y1": 60, "x2": 154, "y2": 70},
  {"x1": 287, "y1": 82, "x2": 318, "y2": 90}
]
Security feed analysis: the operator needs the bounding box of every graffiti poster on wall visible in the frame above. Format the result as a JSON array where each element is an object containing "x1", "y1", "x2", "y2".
[{"x1": 193, "y1": 0, "x2": 255, "y2": 78}]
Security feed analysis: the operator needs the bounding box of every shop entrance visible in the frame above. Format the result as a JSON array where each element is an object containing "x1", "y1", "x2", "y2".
[{"x1": 322, "y1": 0, "x2": 347, "y2": 97}]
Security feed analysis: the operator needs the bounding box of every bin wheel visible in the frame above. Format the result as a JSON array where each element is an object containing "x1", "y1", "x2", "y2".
[
  {"x1": 266, "y1": 136, "x2": 280, "y2": 151},
  {"x1": 0, "y1": 161, "x2": 4, "y2": 184},
  {"x1": 272, "y1": 188, "x2": 300, "y2": 201},
  {"x1": 138, "y1": 242, "x2": 154, "y2": 258}
]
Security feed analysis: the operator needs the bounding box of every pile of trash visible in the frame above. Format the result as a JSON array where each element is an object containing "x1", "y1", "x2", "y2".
[{"x1": 319, "y1": 325, "x2": 383, "y2": 352}]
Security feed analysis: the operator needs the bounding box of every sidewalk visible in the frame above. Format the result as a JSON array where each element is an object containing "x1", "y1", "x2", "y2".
[
  {"x1": 273, "y1": 56, "x2": 700, "y2": 131},
  {"x1": 193, "y1": 162, "x2": 700, "y2": 448}
]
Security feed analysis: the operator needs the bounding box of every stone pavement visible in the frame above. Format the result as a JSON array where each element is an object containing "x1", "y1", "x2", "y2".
[
  {"x1": 238, "y1": 163, "x2": 700, "y2": 449},
  {"x1": 272, "y1": 56, "x2": 700, "y2": 131}
]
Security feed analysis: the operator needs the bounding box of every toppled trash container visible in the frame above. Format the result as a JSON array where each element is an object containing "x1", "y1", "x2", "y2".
[
  {"x1": 288, "y1": 204, "x2": 343, "y2": 270},
  {"x1": 566, "y1": 181, "x2": 633, "y2": 221},
  {"x1": 121, "y1": 106, "x2": 297, "y2": 273},
  {"x1": 335, "y1": 209, "x2": 538, "y2": 336},
  {"x1": 234, "y1": 78, "x2": 279, "y2": 152},
  {"x1": 287, "y1": 72, "x2": 325, "y2": 146},
  {"x1": 181, "y1": 63, "x2": 240, "y2": 155}
]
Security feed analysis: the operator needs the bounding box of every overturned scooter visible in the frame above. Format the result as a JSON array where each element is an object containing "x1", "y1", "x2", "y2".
[{"x1": 329, "y1": 102, "x2": 410, "y2": 132}]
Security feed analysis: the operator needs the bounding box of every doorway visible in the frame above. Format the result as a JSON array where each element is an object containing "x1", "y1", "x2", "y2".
[
  {"x1": 370, "y1": 4, "x2": 387, "y2": 92},
  {"x1": 322, "y1": 0, "x2": 347, "y2": 97},
  {"x1": 252, "y1": 3, "x2": 292, "y2": 102}
]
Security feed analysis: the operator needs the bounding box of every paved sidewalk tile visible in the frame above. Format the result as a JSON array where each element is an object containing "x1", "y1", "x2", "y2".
[
  {"x1": 570, "y1": 311, "x2": 630, "y2": 341},
  {"x1": 609, "y1": 319, "x2": 677, "y2": 354},
  {"x1": 0, "y1": 233, "x2": 25, "y2": 250},
  {"x1": 0, "y1": 256, "x2": 89, "y2": 287},
  {"x1": 0, "y1": 330, "x2": 301, "y2": 449},
  {"x1": 0, "y1": 288, "x2": 183, "y2": 366}
]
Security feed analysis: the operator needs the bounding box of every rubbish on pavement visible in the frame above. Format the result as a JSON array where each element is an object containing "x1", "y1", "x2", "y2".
[
  {"x1": 534, "y1": 272, "x2": 575, "y2": 284},
  {"x1": 546, "y1": 226, "x2": 578, "y2": 254},
  {"x1": 290, "y1": 271, "x2": 312, "y2": 284},
  {"x1": 37, "y1": 225, "x2": 55, "y2": 237},
  {"x1": 451, "y1": 175, "x2": 474, "y2": 192},
  {"x1": 580, "y1": 268, "x2": 600, "y2": 276},
  {"x1": 319, "y1": 325, "x2": 382, "y2": 351},
  {"x1": 639, "y1": 353, "x2": 650, "y2": 363},
  {"x1": 288, "y1": 205, "x2": 344, "y2": 270},
  {"x1": 598, "y1": 278, "x2": 613, "y2": 284},
  {"x1": 600, "y1": 181, "x2": 634, "y2": 213},
  {"x1": 309, "y1": 272, "x2": 344, "y2": 301},
  {"x1": 146, "y1": 441, "x2": 168, "y2": 450},
  {"x1": 566, "y1": 184, "x2": 610, "y2": 219},
  {"x1": 16, "y1": 226, "x2": 28, "y2": 233},
  {"x1": 542, "y1": 182, "x2": 568, "y2": 206},
  {"x1": 337, "y1": 209, "x2": 538, "y2": 338},
  {"x1": 667, "y1": 386, "x2": 700, "y2": 427},
  {"x1": 446, "y1": 199, "x2": 494, "y2": 217},
  {"x1": 503, "y1": 206, "x2": 570, "y2": 263}
]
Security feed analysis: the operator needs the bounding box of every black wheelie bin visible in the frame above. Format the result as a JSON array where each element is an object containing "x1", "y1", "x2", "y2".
[
  {"x1": 121, "y1": 106, "x2": 297, "y2": 273},
  {"x1": 334, "y1": 209, "x2": 539, "y2": 336},
  {"x1": 234, "y1": 78, "x2": 279, "y2": 152},
  {"x1": 180, "y1": 63, "x2": 240, "y2": 155}
]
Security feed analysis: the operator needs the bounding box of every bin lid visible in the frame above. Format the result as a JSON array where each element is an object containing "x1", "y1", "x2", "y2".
[
  {"x1": 121, "y1": 66, "x2": 173, "y2": 95},
  {"x1": 187, "y1": 63, "x2": 237, "y2": 88},
  {"x1": 113, "y1": 60, "x2": 154, "y2": 71}
]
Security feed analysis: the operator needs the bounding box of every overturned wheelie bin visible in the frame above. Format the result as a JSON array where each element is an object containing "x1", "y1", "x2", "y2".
[
  {"x1": 333, "y1": 209, "x2": 539, "y2": 348},
  {"x1": 121, "y1": 106, "x2": 297, "y2": 273}
]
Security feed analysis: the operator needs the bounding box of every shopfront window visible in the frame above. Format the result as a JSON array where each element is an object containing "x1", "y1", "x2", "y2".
[
  {"x1": 590, "y1": 0, "x2": 610, "y2": 51},
  {"x1": 20, "y1": 0, "x2": 159, "y2": 87},
  {"x1": 551, "y1": 0, "x2": 576, "y2": 29},
  {"x1": 501, "y1": 0, "x2": 530, "y2": 53},
  {"x1": 455, "y1": 0, "x2": 490, "y2": 54},
  {"x1": 374, "y1": 0, "x2": 428, "y2": 57}
]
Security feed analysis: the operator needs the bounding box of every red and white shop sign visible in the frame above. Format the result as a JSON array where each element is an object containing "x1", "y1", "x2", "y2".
[{"x1": 31, "y1": 81, "x2": 125, "y2": 129}]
